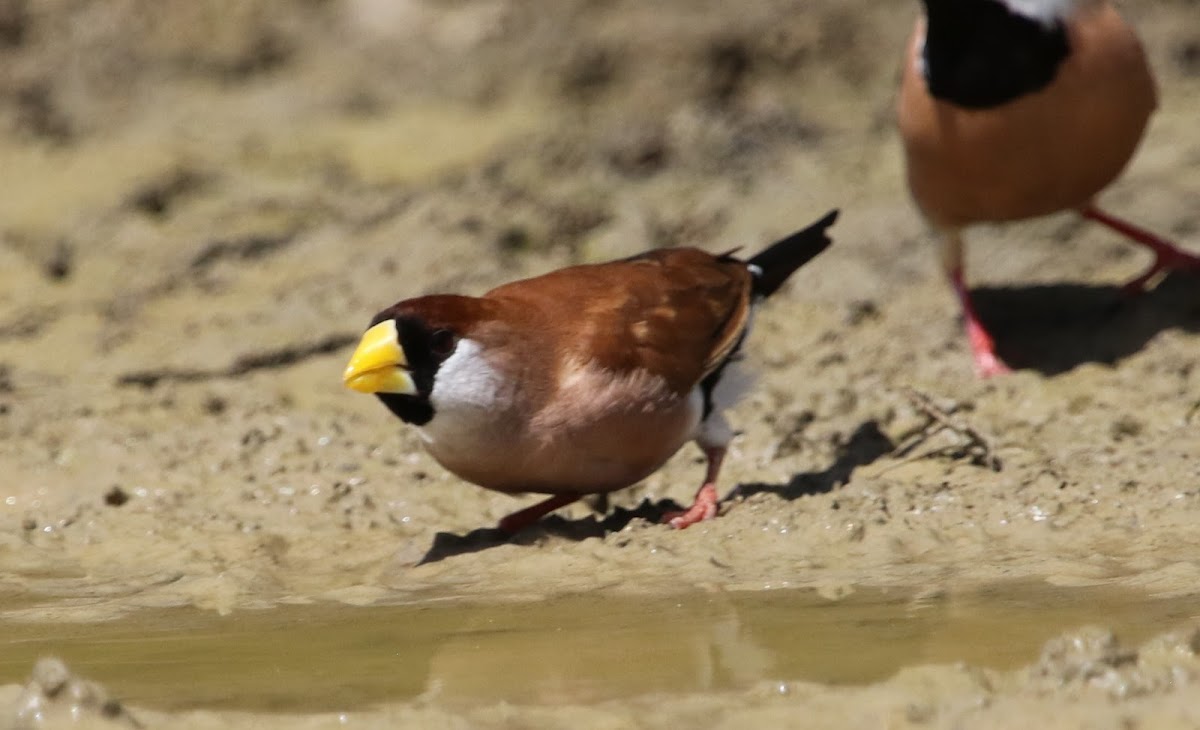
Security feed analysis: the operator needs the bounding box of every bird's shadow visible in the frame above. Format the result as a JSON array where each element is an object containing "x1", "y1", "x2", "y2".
[
  {"x1": 728, "y1": 420, "x2": 895, "y2": 502},
  {"x1": 415, "y1": 420, "x2": 895, "y2": 565},
  {"x1": 972, "y1": 272, "x2": 1200, "y2": 375},
  {"x1": 410, "y1": 279, "x2": 1200, "y2": 564},
  {"x1": 416, "y1": 499, "x2": 675, "y2": 565}
]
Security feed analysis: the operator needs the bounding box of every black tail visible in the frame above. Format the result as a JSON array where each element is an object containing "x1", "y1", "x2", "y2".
[{"x1": 747, "y1": 209, "x2": 838, "y2": 298}]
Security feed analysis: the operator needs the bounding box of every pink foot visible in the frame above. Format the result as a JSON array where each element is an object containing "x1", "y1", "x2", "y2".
[
  {"x1": 1080, "y1": 206, "x2": 1200, "y2": 295},
  {"x1": 964, "y1": 316, "x2": 1012, "y2": 377},
  {"x1": 498, "y1": 494, "x2": 581, "y2": 534},
  {"x1": 952, "y1": 268, "x2": 1012, "y2": 377},
  {"x1": 663, "y1": 483, "x2": 720, "y2": 529}
]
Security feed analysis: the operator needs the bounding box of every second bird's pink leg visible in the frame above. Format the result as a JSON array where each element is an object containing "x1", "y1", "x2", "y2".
[
  {"x1": 942, "y1": 230, "x2": 1011, "y2": 377},
  {"x1": 1081, "y1": 205, "x2": 1200, "y2": 295},
  {"x1": 949, "y1": 267, "x2": 1011, "y2": 377}
]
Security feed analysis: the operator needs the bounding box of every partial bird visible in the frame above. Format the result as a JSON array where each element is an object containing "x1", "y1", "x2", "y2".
[
  {"x1": 897, "y1": 0, "x2": 1199, "y2": 376},
  {"x1": 343, "y1": 210, "x2": 838, "y2": 532}
]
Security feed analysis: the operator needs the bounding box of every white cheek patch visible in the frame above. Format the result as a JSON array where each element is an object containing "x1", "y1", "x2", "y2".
[
  {"x1": 916, "y1": 28, "x2": 928, "y2": 78},
  {"x1": 421, "y1": 338, "x2": 505, "y2": 444},
  {"x1": 430, "y1": 339, "x2": 500, "y2": 409},
  {"x1": 1000, "y1": 0, "x2": 1075, "y2": 26}
]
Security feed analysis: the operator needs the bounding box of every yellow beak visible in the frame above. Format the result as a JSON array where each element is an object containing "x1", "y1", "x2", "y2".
[{"x1": 342, "y1": 320, "x2": 418, "y2": 395}]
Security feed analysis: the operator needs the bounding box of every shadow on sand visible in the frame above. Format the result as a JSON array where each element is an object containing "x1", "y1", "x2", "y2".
[
  {"x1": 413, "y1": 277, "x2": 1200, "y2": 564},
  {"x1": 972, "y1": 271, "x2": 1200, "y2": 375},
  {"x1": 417, "y1": 421, "x2": 895, "y2": 565}
]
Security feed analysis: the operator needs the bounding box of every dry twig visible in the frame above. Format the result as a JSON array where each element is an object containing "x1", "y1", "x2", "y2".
[{"x1": 889, "y1": 388, "x2": 1002, "y2": 471}]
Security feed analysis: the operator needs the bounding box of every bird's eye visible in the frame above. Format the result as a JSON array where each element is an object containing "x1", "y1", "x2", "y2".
[{"x1": 430, "y1": 329, "x2": 456, "y2": 358}]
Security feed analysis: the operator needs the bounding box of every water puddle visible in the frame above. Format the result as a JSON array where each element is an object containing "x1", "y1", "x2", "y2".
[{"x1": 0, "y1": 583, "x2": 1195, "y2": 712}]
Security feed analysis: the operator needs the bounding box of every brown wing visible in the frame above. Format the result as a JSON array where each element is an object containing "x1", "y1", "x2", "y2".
[{"x1": 485, "y1": 248, "x2": 753, "y2": 395}]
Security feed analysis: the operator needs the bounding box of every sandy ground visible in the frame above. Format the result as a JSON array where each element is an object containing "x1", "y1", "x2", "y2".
[{"x1": 1, "y1": 0, "x2": 1199, "y2": 726}]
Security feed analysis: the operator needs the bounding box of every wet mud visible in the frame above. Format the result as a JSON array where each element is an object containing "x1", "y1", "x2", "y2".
[{"x1": 1, "y1": 0, "x2": 1199, "y2": 726}]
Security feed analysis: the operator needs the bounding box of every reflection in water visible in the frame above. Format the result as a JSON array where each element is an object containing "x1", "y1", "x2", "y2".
[
  {"x1": 0, "y1": 584, "x2": 1195, "y2": 711},
  {"x1": 422, "y1": 594, "x2": 776, "y2": 704}
]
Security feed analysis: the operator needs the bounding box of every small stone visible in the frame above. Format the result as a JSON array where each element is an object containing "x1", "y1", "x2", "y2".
[
  {"x1": 32, "y1": 657, "x2": 71, "y2": 697},
  {"x1": 104, "y1": 486, "x2": 130, "y2": 507}
]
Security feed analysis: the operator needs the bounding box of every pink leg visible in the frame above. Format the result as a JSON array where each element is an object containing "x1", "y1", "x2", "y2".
[
  {"x1": 949, "y1": 266, "x2": 1012, "y2": 378},
  {"x1": 1080, "y1": 205, "x2": 1200, "y2": 295},
  {"x1": 498, "y1": 494, "x2": 581, "y2": 533},
  {"x1": 941, "y1": 230, "x2": 1011, "y2": 377},
  {"x1": 663, "y1": 446, "x2": 725, "y2": 529}
]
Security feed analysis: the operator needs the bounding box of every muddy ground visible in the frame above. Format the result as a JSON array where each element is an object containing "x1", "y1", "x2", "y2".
[{"x1": 1, "y1": 0, "x2": 1199, "y2": 726}]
